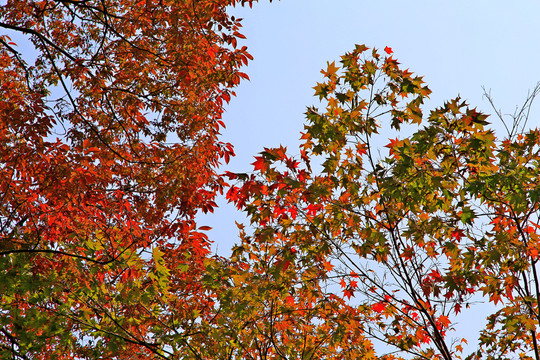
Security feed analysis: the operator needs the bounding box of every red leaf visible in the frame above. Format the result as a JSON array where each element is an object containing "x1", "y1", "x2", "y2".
[
  {"x1": 282, "y1": 260, "x2": 291, "y2": 270},
  {"x1": 252, "y1": 156, "x2": 266, "y2": 171},
  {"x1": 451, "y1": 229, "x2": 464, "y2": 240},
  {"x1": 372, "y1": 301, "x2": 386, "y2": 313},
  {"x1": 438, "y1": 315, "x2": 451, "y2": 328},
  {"x1": 384, "y1": 46, "x2": 393, "y2": 54},
  {"x1": 285, "y1": 295, "x2": 295, "y2": 305},
  {"x1": 343, "y1": 288, "x2": 354, "y2": 300}
]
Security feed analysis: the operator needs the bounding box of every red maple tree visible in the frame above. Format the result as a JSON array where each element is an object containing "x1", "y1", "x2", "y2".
[{"x1": 0, "y1": 0, "x2": 259, "y2": 358}]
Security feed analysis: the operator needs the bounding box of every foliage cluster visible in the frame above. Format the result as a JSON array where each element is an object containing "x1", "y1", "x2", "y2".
[
  {"x1": 226, "y1": 45, "x2": 540, "y2": 359},
  {"x1": 0, "y1": 0, "x2": 258, "y2": 358},
  {"x1": 1, "y1": 1, "x2": 540, "y2": 360}
]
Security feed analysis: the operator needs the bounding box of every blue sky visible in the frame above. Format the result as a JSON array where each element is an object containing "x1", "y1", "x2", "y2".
[
  {"x1": 199, "y1": 1, "x2": 540, "y2": 353},
  {"x1": 206, "y1": 0, "x2": 540, "y2": 252}
]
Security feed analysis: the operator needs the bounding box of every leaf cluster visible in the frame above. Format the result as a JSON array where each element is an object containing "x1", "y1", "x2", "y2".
[{"x1": 226, "y1": 45, "x2": 540, "y2": 360}]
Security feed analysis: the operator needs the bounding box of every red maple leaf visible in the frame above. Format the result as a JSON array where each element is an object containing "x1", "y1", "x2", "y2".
[
  {"x1": 343, "y1": 288, "x2": 354, "y2": 300},
  {"x1": 252, "y1": 156, "x2": 266, "y2": 171},
  {"x1": 372, "y1": 301, "x2": 386, "y2": 313},
  {"x1": 451, "y1": 229, "x2": 464, "y2": 241},
  {"x1": 384, "y1": 46, "x2": 393, "y2": 54}
]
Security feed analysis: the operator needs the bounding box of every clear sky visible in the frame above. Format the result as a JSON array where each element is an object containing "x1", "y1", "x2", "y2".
[
  {"x1": 199, "y1": 0, "x2": 540, "y2": 354},
  {"x1": 206, "y1": 0, "x2": 540, "y2": 253}
]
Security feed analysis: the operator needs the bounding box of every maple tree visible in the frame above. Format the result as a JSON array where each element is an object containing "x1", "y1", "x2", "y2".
[
  {"x1": 0, "y1": 0, "x2": 264, "y2": 358},
  {"x1": 226, "y1": 45, "x2": 540, "y2": 359}
]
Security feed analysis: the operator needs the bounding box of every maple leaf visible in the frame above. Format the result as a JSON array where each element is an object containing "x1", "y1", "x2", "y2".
[
  {"x1": 306, "y1": 203, "x2": 321, "y2": 216},
  {"x1": 384, "y1": 46, "x2": 393, "y2": 54},
  {"x1": 252, "y1": 156, "x2": 267, "y2": 171},
  {"x1": 372, "y1": 302, "x2": 386, "y2": 313},
  {"x1": 401, "y1": 246, "x2": 414, "y2": 260},
  {"x1": 437, "y1": 315, "x2": 451, "y2": 329},
  {"x1": 322, "y1": 61, "x2": 340, "y2": 77},
  {"x1": 451, "y1": 229, "x2": 464, "y2": 241},
  {"x1": 344, "y1": 288, "x2": 354, "y2": 300}
]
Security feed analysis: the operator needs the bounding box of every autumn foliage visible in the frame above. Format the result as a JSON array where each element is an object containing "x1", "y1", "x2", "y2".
[
  {"x1": 2, "y1": 0, "x2": 540, "y2": 358},
  {"x1": 226, "y1": 45, "x2": 540, "y2": 359},
  {"x1": 0, "y1": 0, "x2": 259, "y2": 358}
]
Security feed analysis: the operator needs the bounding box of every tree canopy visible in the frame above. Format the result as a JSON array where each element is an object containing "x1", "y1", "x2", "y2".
[
  {"x1": 1, "y1": 1, "x2": 540, "y2": 359},
  {"x1": 0, "y1": 0, "x2": 258, "y2": 358},
  {"x1": 227, "y1": 45, "x2": 540, "y2": 359}
]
